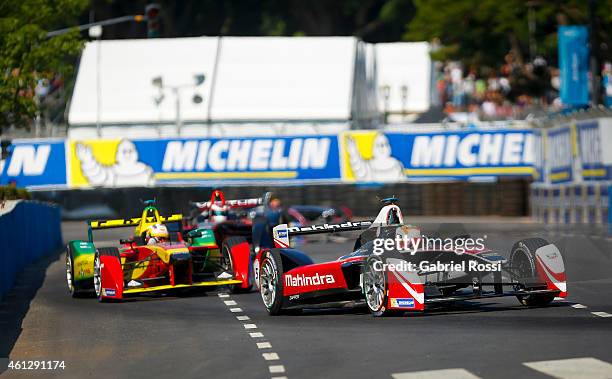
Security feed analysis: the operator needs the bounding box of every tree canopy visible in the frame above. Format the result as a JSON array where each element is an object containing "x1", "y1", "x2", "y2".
[{"x1": 0, "y1": 0, "x2": 89, "y2": 132}]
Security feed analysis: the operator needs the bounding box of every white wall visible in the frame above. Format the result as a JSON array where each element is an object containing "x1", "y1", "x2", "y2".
[{"x1": 210, "y1": 37, "x2": 356, "y2": 121}]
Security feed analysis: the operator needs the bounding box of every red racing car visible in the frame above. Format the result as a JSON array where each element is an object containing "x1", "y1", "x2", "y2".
[{"x1": 254, "y1": 198, "x2": 567, "y2": 316}]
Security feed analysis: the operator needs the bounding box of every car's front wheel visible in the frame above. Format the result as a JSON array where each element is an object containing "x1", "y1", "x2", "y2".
[
  {"x1": 363, "y1": 256, "x2": 397, "y2": 317},
  {"x1": 259, "y1": 249, "x2": 285, "y2": 315}
]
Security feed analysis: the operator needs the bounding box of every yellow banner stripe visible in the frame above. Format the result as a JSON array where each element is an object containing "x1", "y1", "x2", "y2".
[
  {"x1": 155, "y1": 171, "x2": 297, "y2": 180},
  {"x1": 582, "y1": 169, "x2": 607, "y2": 177},
  {"x1": 123, "y1": 279, "x2": 243, "y2": 294},
  {"x1": 403, "y1": 167, "x2": 535, "y2": 176},
  {"x1": 550, "y1": 171, "x2": 570, "y2": 181}
]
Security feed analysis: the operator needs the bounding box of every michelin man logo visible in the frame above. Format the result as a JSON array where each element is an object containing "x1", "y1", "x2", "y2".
[
  {"x1": 346, "y1": 133, "x2": 404, "y2": 182},
  {"x1": 76, "y1": 139, "x2": 155, "y2": 187}
]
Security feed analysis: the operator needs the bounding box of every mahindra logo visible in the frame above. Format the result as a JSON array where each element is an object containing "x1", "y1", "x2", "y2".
[
  {"x1": 287, "y1": 221, "x2": 371, "y2": 233},
  {"x1": 284, "y1": 273, "x2": 336, "y2": 287}
]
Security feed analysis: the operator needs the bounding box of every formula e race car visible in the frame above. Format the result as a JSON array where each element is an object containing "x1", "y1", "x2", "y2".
[
  {"x1": 254, "y1": 198, "x2": 567, "y2": 316},
  {"x1": 64, "y1": 200, "x2": 252, "y2": 302}
]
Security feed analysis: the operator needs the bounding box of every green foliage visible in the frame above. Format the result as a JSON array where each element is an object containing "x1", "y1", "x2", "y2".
[
  {"x1": 0, "y1": 186, "x2": 31, "y2": 201},
  {"x1": 0, "y1": 0, "x2": 89, "y2": 131},
  {"x1": 404, "y1": 0, "x2": 612, "y2": 68}
]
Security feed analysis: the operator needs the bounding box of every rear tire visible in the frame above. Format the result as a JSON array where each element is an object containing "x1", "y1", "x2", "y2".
[
  {"x1": 94, "y1": 247, "x2": 120, "y2": 302},
  {"x1": 65, "y1": 245, "x2": 87, "y2": 298},
  {"x1": 510, "y1": 238, "x2": 555, "y2": 306},
  {"x1": 221, "y1": 237, "x2": 253, "y2": 294},
  {"x1": 259, "y1": 249, "x2": 285, "y2": 315}
]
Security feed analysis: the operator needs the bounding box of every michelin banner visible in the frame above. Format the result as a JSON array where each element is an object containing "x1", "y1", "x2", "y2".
[
  {"x1": 67, "y1": 136, "x2": 340, "y2": 188},
  {"x1": 340, "y1": 129, "x2": 534, "y2": 182},
  {"x1": 1, "y1": 130, "x2": 542, "y2": 189},
  {"x1": 0, "y1": 139, "x2": 66, "y2": 188}
]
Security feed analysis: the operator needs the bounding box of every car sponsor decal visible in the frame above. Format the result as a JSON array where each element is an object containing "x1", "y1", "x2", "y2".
[{"x1": 390, "y1": 298, "x2": 415, "y2": 309}]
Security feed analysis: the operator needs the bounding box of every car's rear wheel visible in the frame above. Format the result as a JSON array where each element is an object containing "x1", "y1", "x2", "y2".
[
  {"x1": 363, "y1": 256, "x2": 398, "y2": 317},
  {"x1": 510, "y1": 238, "x2": 556, "y2": 306},
  {"x1": 259, "y1": 249, "x2": 285, "y2": 315},
  {"x1": 94, "y1": 248, "x2": 120, "y2": 302},
  {"x1": 65, "y1": 245, "x2": 85, "y2": 298}
]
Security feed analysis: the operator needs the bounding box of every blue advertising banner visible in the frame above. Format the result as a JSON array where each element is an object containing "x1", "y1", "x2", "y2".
[
  {"x1": 577, "y1": 120, "x2": 611, "y2": 181},
  {"x1": 558, "y1": 25, "x2": 589, "y2": 106},
  {"x1": 67, "y1": 135, "x2": 340, "y2": 187},
  {"x1": 340, "y1": 129, "x2": 534, "y2": 181},
  {"x1": 546, "y1": 127, "x2": 573, "y2": 184},
  {"x1": 0, "y1": 139, "x2": 67, "y2": 188}
]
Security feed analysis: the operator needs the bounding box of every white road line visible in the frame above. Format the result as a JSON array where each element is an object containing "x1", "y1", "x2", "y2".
[
  {"x1": 229, "y1": 307, "x2": 243, "y2": 313},
  {"x1": 592, "y1": 311, "x2": 612, "y2": 318},
  {"x1": 269, "y1": 365, "x2": 285, "y2": 374},
  {"x1": 218, "y1": 293, "x2": 230, "y2": 298},
  {"x1": 392, "y1": 368, "x2": 481, "y2": 379},
  {"x1": 249, "y1": 332, "x2": 264, "y2": 338},
  {"x1": 243, "y1": 323, "x2": 258, "y2": 329},
  {"x1": 571, "y1": 304, "x2": 588, "y2": 309},
  {"x1": 224, "y1": 300, "x2": 237, "y2": 306},
  {"x1": 554, "y1": 297, "x2": 564, "y2": 301},
  {"x1": 524, "y1": 357, "x2": 612, "y2": 379},
  {"x1": 271, "y1": 377, "x2": 288, "y2": 379},
  {"x1": 237, "y1": 315, "x2": 250, "y2": 321},
  {"x1": 262, "y1": 352, "x2": 280, "y2": 361},
  {"x1": 257, "y1": 342, "x2": 272, "y2": 349}
]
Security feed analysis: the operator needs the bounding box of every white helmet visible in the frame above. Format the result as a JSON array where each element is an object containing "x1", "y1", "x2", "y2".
[{"x1": 146, "y1": 223, "x2": 169, "y2": 245}]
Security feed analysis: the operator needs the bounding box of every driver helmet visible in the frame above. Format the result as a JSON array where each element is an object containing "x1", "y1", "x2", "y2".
[
  {"x1": 145, "y1": 223, "x2": 169, "y2": 245},
  {"x1": 210, "y1": 203, "x2": 228, "y2": 223}
]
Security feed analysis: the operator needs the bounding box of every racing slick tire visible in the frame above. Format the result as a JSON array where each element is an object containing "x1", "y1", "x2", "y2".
[
  {"x1": 509, "y1": 238, "x2": 556, "y2": 306},
  {"x1": 259, "y1": 249, "x2": 286, "y2": 315},
  {"x1": 221, "y1": 237, "x2": 253, "y2": 294},
  {"x1": 362, "y1": 256, "x2": 400, "y2": 317},
  {"x1": 94, "y1": 247, "x2": 121, "y2": 303},
  {"x1": 65, "y1": 245, "x2": 88, "y2": 298}
]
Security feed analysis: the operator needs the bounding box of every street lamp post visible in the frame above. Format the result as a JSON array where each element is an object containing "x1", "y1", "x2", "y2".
[
  {"x1": 152, "y1": 74, "x2": 205, "y2": 136},
  {"x1": 89, "y1": 25, "x2": 103, "y2": 137}
]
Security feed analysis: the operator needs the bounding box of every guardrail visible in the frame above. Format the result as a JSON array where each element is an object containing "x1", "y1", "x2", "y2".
[{"x1": 0, "y1": 201, "x2": 62, "y2": 300}]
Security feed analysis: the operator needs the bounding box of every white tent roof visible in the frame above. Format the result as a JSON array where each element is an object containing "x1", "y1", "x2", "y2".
[
  {"x1": 69, "y1": 37, "x2": 218, "y2": 125},
  {"x1": 376, "y1": 42, "x2": 431, "y2": 113},
  {"x1": 210, "y1": 37, "x2": 356, "y2": 121},
  {"x1": 69, "y1": 36, "x2": 359, "y2": 126}
]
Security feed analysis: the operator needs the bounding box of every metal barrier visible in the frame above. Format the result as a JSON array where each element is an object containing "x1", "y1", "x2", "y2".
[
  {"x1": 0, "y1": 201, "x2": 62, "y2": 300},
  {"x1": 531, "y1": 182, "x2": 610, "y2": 224}
]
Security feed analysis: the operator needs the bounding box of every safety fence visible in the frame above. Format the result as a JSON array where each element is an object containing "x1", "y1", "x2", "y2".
[
  {"x1": 0, "y1": 201, "x2": 62, "y2": 300},
  {"x1": 529, "y1": 116, "x2": 612, "y2": 224}
]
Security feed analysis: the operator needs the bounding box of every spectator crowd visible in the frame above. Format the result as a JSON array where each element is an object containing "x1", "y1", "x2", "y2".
[{"x1": 435, "y1": 52, "x2": 562, "y2": 120}]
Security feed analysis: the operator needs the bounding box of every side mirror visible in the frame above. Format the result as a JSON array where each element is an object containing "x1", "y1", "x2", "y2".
[{"x1": 120, "y1": 238, "x2": 134, "y2": 245}]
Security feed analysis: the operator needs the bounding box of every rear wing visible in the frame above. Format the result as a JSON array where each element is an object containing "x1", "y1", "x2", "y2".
[
  {"x1": 193, "y1": 197, "x2": 264, "y2": 210},
  {"x1": 193, "y1": 191, "x2": 271, "y2": 210},
  {"x1": 272, "y1": 221, "x2": 373, "y2": 248},
  {"x1": 88, "y1": 214, "x2": 183, "y2": 230}
]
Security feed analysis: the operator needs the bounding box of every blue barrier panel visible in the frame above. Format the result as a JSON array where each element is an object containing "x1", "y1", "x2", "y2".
[{"x1": 0, "y1": 201, "x2": 62, "y2": 301}]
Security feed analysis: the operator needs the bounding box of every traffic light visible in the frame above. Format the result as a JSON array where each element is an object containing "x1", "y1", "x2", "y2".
[{"x1": 145, "y1": 3, "x2": 161, "y2": 38}]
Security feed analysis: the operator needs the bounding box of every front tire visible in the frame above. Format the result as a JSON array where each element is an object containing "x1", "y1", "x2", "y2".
[
  {"x1": 362, "y1": 256, "x2": 397, "y2": 317},
  {"x1": 94, "y1": 247, "x2": 120, "y2": 302},
  {"x1": 259, "y1": 249, "x2": 285, "y2": 315},
  {"x1": 510, "y1": 238, "x2": 555, "y2": 306}
]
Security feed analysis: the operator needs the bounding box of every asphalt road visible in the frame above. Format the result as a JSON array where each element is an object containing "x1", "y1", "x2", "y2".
[{"x1": 1, "y1": 219, "x2": 612, "y2": 379}]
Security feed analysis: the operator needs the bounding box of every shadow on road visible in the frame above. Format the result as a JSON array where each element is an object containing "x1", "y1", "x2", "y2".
[{"x1": 0, "y1": 249, "x2": 62, "y2": 374}]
